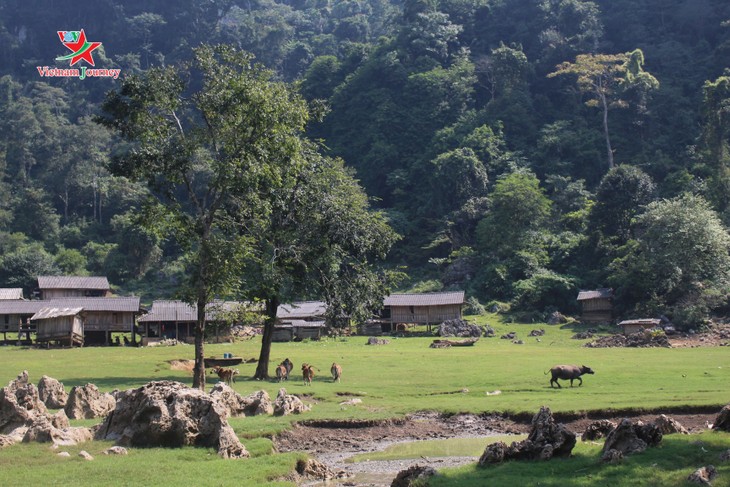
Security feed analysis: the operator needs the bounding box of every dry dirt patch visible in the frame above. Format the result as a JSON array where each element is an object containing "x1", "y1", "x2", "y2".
[{"x1": 168, "y1": 359, "x2": 195, "y2": 372}]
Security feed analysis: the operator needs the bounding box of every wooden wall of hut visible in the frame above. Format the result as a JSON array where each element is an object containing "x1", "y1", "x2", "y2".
[
  {"x1": 82, "y1": 311, "x2": 135, "y2": 332},
  {"x1": 1, "y1": 314, "x2": 29, "y2": 333},
  {"x1": 389, "y1": 304, "x2": 462, "y2": 324},
  {"x1": 35, "y1": 316, "x2": 83, "y2": 344},
  {"x1": 580, "y1": 298, "x2": 612, "y2": 322}
]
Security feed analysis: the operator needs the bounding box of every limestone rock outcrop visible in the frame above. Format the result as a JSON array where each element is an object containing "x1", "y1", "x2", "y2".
[
  {"x1": 64, "y1": 383, "x2": 116, "y2": 420},
  {"x1": 479, "y1": 406, "x2": 575, "y2": 465},
  {"x1": 273, "y1": 388, "x2": 311, "y2": 416},
  {"x1": 95, "y1": 380, "x2": 248, "y2": 459},
  {"x1": 38, "y1": 376, "x2": 68, "y2": 409}
]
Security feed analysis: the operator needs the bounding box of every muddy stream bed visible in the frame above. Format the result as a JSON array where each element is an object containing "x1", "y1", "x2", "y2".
[{"x1": 274, "y1": 410, "x2": 717, "y2": 486}]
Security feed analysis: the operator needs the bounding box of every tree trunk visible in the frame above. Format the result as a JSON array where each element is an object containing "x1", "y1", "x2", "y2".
[
  {"x1": 192, "y1": 293, "x2": 207, "y2": 390},
  {"x1": 254, "y1": 295, "x2": 279, "y2": 380},
  {"x1": 600, "y1": 91, "x2": 614, "y2": 169}
]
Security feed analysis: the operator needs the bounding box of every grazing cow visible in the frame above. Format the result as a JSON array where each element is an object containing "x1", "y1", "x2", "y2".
[
  {"x1": 276, "y1": 364, "x2": 288, "y2": 382},
  {"x1": 330, "y1": 362, "x2": 342, "y2": 383},
  {"x1": 546, "y1": 364, "x2": 595, "y2": 388},
  {"x1": 211, "y1": 366, "x2": 238, "y2": 385},
  {"x1": 282, "y1": 358, "x2": 293, "y2": 375},
  {"x1": 302, "y1": 363, "x2": 315, "y2": 386}
]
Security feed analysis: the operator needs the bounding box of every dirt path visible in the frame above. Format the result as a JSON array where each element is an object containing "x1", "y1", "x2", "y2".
[{"x1": 275, "y1": 410, "x2": 718, "y2": 486}]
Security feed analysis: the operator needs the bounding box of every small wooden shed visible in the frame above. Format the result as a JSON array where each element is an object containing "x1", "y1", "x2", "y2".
[
  {"x1": 32, "y1": 307, "x2": 84, "y2": 347},
  {"x1": 272, "y1": 320, "x2": 327, "y2": 342},
  {"x1": 47, "y1": 297, "x2": 141, "y2": 345},
  {"x1": 577, "y1": 288, "x2": 613, "y2": 323},
  {"x1": 273, "y1": 301, "x2": 328, "y2": 341},
  {"x1": 618, "y1": 318, "x2": 661, "y2": 335}
]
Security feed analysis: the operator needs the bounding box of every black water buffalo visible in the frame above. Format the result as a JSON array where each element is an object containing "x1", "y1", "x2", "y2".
[{"x1": 546, "y1": 364, "x2": 594, "y2": 388}]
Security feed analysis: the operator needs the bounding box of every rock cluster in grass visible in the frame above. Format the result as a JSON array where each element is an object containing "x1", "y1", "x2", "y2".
[
  {"x1": 64, "y1": 383, "x2": 116, "y2": 419},
  {"x1": 479, "y1": 406, "x2": 576, "y2": 465},
  {"x1": 581, "y1": 419, "x2": 617, "y2": 441},
  {"x1": 713, "y1": 404, "x2": 730, "y2": 432},
  {"x1": 600, "y1": 418, "x2": 662, "y2": 462},
  {"x1": 295, "y1": 458, "x2": 349, "y2": 482},
  {"x1": 209, "y1": 383, "x2": 273, "y2": 417},
  {"x1": 572, "y1": 331, "x2": 594, "y2": 339},
  {"x1": 654, "y1": 414, "x2": 689, "y2": 435},
  {"x1": 95, "y1": 380, "x2": 249, "y2": 459},
  {"x1": 437, "y1": 319, "x2": 481, "y2": 338},
  {"x1": 366, "y1": 337, "x2": 389, "y2": 345},
  {"x1": 273, "y1": 388, "x2": 311, "y2": 416},
  {"x1": 0, "y1": 372, "x2": 93, "y2": 449},
  {"x1": 391, "y1": 464, "x2": 438, "y2": 487},
  {"x1": 687, "y1": 465, "x2": 717, "y2": 485},
  {"x1": 547, "y1": 311, "x2": 568, "y2": 324},
  {"x1": 585, "y1": 330, "x2": 671, "y2": 348},
  {"x1": 528, "y1": 329, "x2": 545, "y2": 337}
]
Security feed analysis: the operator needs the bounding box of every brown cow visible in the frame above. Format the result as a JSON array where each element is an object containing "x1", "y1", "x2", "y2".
[
  {"x1": 302, "y1": 363, "x2": 315, "y2": 386},
  {"x1": 330, "y1": 362, "x2": 342, "y2": 383},
  {"x1": 275, "y1": 364, "x2": 288, "y2": 383},
  {"x1": 281, "y1": 358, "x2": 293, "y2": 376},
  {"x1": 210, "y1": 366, "x2": 238, "y2": 385},
  {"x1": 546, "y1": 364, "x2": 594, "y2": 388}
]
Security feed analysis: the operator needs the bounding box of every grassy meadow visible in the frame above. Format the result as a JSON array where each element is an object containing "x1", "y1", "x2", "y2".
[{"x1": 1, "y1": 313, "x2": 729, "y2": 486}]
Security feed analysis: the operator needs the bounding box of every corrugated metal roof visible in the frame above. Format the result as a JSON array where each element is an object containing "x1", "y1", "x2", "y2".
[
  {"x1": 138, "y1": 300, "x2": 196, "y2": 322},
  {"x1": 277, "y1": 301, "x2": 327, "y2": 319},
  {"x1": 577, "y1": 288, "x2": 613, "y2": 301},
  {"x1": 47, "y1": 297, "x2": 140, "y2": 312},
  {"x1": 138, "y1": 300, "x2": 247, "y2": 322},
  {"x1": 618, "y1": 319, "x2": 661, "y2": 326},
  {"x1": 276, "y1": 320, "x2": 327, "y2": 328},
  {"x1": 0, "y1": 298, "x2": 139, "y2": 315},
  {"x1": 383, "y1": 291, "x2": 465, "y2": 307},
  {"x1": 0, "y1": 288, "x2": 23, "y2": 300},
  {"x1": 0, "y1": 301, "x2": 47, "y2": 314},
  {"x1": 37, "y1": 276, "x2": 110, "y2": 290},
  {"x1": 31, "y1": 307, "x2": 84, "y2": 320}
]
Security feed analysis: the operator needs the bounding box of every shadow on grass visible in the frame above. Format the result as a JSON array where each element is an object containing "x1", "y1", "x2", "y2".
[{"x1": 62, "y1": 375, "x2": 192, "y2": 389}]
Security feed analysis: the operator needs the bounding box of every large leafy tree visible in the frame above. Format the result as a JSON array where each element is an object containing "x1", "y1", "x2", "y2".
[
  {"x1": 247, "y1": 154, "x2": 398, "y2": 380},
  {"x1": 98, "y1": 45, "x2": 311, "y2": 389},
  {"x1": 609, "y1": 194, "x2": 730, "y2": 327},
  {"x1": 590, "y1": 164, "x2": 655, "y2": 245}
]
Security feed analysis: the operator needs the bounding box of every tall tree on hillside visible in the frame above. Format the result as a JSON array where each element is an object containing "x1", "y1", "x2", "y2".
[
  {"x1": 97, "y1": 45, "x2": 311, "y2": 389},
  {"x1": 699, "y1": 71, "x2": 730, "y2": 212},
  {"x1": 548, "y1": 49, "x2": 658, "y2": 169}
]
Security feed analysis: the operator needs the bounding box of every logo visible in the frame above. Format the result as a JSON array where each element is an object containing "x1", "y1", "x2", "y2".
[
  {"x1": 36, "y1": 29, "x2": 121, "y2": 80},
  {"x1": 56, "y1": 30, "x2": 101, "y2": 66}
]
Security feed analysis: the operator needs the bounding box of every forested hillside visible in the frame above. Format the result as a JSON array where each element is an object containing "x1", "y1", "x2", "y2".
[{"x1": 1, "y1": 0, "x2": 730, "y2": 327}]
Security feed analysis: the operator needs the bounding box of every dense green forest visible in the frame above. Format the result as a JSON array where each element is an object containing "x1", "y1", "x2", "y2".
[{"x1": 1, "y1": 0, "x2": 730, "y2": 327}]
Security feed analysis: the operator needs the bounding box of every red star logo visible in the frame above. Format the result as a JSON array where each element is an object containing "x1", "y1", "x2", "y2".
[{"x1": 56, "y1": 29, "x2": 102, "y2": 66}]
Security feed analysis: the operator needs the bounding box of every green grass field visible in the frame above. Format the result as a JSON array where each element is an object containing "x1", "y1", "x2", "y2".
[{"x1": 1, "y1": 314, "x2": 729, "y2": 486}]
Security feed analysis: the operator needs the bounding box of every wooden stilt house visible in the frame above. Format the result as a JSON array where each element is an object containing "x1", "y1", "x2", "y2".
[
  {"x1": 137, "y1": 300, "x2": 247, "y2": 345},
  {"x1": 577, "y1": 288, "x2": 613, "y2": 323},
  {"x1": 382, "y1": 291, "x2": 465, "y2": 332}
]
